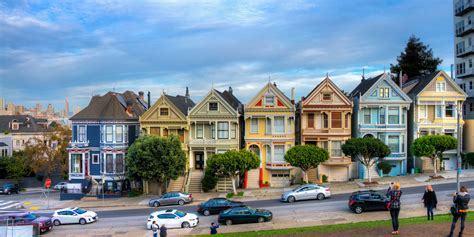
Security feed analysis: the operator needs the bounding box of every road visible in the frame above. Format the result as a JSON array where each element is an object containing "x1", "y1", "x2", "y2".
[{"x1": 39, "y1": 180, "x2": 472, "y2": 236}]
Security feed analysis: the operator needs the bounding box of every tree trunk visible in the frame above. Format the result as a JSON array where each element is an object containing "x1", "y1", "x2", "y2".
[
  {"x1": 231, "y1": 176, "x2": 237, "y2": 195},
  {"x1": 303, "y1": 170, "x2": 309, "y2": 184},
  {"x1": 366, "y1": 165, "x2": 371, "y2": 183},
  {"x1": 433, "y1": 157, "x2": 437, "y2": 177}
]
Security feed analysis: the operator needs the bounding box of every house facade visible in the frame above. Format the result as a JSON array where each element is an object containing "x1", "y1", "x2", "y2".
[
  {"x1": 403, "y1": 71, "x2": 467, "y2": 172},
  {"x1": 244, "y1": 82, "x2": 295, "y2": 188},
  {"x1": 68, "y1": 91, "x2": 147, "y2": 193},
  {"x1": 350, "y1": 73, "x2": 412, "y2": 178},
  {"x1": 300, "y1": 77, "x2": 353, "y2": 182},
  {"x1": 0, "y1": 133, "x2": 13, "y2": 157},
  {"x1": 0, "y1": 115, "x2": 51, "y2": 152}
]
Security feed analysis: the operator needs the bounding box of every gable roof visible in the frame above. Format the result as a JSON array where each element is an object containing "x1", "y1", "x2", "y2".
[
  {"x1": 245, "y1": 82, "x2": 294, "y2": 110},
  {"x1": 215, "y1": 89, "x2": 242, "y2": 112},
  {"x1": 303, "y1": 76, "x2": 352, "y2": 106},
  {"x1": 402, "y1": 70, "x2": 467, "y2": 98},
  {"x1": 164, "y1": 95, "x2": 195, "y2": 116},
  {"x1": 71, "y1": 91, "x2": 147, "y2": 121},
  {"x1": 349, "y1": 74, "x2": 384, "y2": 98},
  {"x1": 0, "y1": 115, "x2": 50, "y2": 133}
]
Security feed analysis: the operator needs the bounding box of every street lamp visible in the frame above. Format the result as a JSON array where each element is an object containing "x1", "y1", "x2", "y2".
[{"x1": 456, "y1": 101, "x2": 463, "y2": 192}]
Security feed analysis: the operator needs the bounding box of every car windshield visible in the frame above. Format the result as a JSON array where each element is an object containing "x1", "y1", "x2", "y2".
[
  {"x1": 174, "y1": 211, "x2": 186, "y2": 218},
  {"x1": 23, "y1": 214, "x2": 37, "y2": 221},
  {"x1": 73, "y1": 208, "x2": 87, "y2": 214},
  {"x1": 246, "y1": 207, "x2": 256, "y2": 213}
]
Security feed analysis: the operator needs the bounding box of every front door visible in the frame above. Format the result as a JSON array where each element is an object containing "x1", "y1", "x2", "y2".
[{"x1": 195, "y1": 153, "x2": 204, "y2": 170}]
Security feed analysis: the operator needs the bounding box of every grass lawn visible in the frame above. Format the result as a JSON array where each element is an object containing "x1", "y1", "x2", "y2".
[
  {"x1": 226, "y1": 191, "x2": 244, "y2": 199},
  {"x1": 197, "y1": 214, "x2": 454, "y2": 236}
]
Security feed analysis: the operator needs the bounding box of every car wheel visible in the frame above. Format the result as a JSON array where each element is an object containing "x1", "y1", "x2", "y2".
[
  {"x1": 354, "y1": 206, "x2": 363, "y2": 214},
  {"x1": 257, "y1": 217, "x2": 265, "y2": 223},
  {"x1": 178, "y1": 199, "x2": 185, "y2": 206},
  {"x1": 288, "y1": 196, "x2": 295, "y2": 203},
  {"x1": 225, "y1": 219, "x2": 232, "y2": 226},
  {"x1": 7, "y1": 191, "x2": 11, "y2": 195},
  {"x1": 182, "y1": 221, "x2": 190, "y2": 228},
  {"x1": 317, "y1": 193, "x2": 325, "y2": 200},
  {"x1": 79, "y1": 218, "x2": 86, "y2": 225},
  {"x1": 203, "y1": 210, "x2": 210, "y2": 216},
  {"x1": 153, "y1": 201, "x2": 160, "y2": 207},
  {"x1": 53, "y1": 220, "x2": 61, "y2": 226}
]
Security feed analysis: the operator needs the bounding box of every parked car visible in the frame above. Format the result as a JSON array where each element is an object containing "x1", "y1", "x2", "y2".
[
  {"x1": 0, "y1": 212, "x2": 53, "y2": 234},
  {"x1": 148, "y1": 192, "x2": 193, "y2": 207},
  {"x1": 0, "y1": 183, "x2": 20, "y2": 195},
  {"x1": 218, "y1": 206, "x2": 272, "y2": 225},
  {"x1": 51, "y1": 207, "x2": 98, "y2": 225},
  {"x1": 348, "y1": 190, "x2": 389, "y2": 214},
  {"x1": 281, "y1": 184, "x2": 331, "y2": 203},
  {"x1": 197, "y1": 198, "x2": 244, "y2": 216},
  {"x1": 146, "y1": 209, "x2": 199, "y2": 229},
  {"x1": 53, "y1": 182, "x2": 68, "y2": 190}
]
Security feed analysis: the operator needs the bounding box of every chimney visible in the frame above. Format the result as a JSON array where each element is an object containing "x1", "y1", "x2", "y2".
[
  {"x1": 228, "y1": 86, "x2": 233, "y2": 94},
  {"x1": 126, "y1": 101, "x2": 133, "y2": 114},
  {"x1": 273, "y1": 82, "x2": 277, "y2": 87},
  {"x1": 147, "y1": 91, "x2": 151, "y2": 108},
  {"x1": 138, "y1": 91, "x2": 144, "y2": 100},
  {"x1": 402, "y1": 74, "x2": 409, "y2": 85},
  {"x1": 291, "y1": 87, "x2": 295, "y2": 104},
  {"x1": 185, "y1": 87, "x2": 190, "y2": 98}
]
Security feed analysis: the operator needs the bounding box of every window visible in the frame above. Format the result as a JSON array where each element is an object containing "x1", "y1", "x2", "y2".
[
  {"x1": 160, "y1": 108, "x2": 169, "y2": 116},
  {"x1": 388, "y1": 107, "x2": 399, "y2": 124},
  {"x1": 331, "y1": 141, "x2": 342, "y2": 157},
  {"x1": 469, "y1": 59, "x2": 472, "y2": 68},
  {"x1": 470, "y1": 81, "x2": 473, "y2": 90},
  {"x1": 92, "y1": 154, "x2": 99, "y2": 164},
  {"x1": 116, "y1": 126, "x2": 123, "y2": 142},
  {"x1": 419, "y1": 105, "x2": 427, "y2": 118},
  {"x1": 106, "y1": 126, "x2": 113, "y2": 142},
  {"x1": 274, "y1": 116, "x2": 285, "y2": 134},
  {"x1": 331, "y1": 112, "x2": 342, "y2": 128},
  {"x1": 115, "y1": 154, "x2": 124, "y2": 173},
  {"x1": 322, "y1": 113, "x2": 329, "y2": 128},
  {"x1": 274, "y1": 145, "x2": 285, "y2": 162},
  {"x1": 266, "y1": 145, "x2": 272, "y2": 161},
  {"x1": 105, "y1": 154, "x2": 114, "y2": 173},
  {"x1": 250, "y1": 118, "x2": 259, "y2": 133},
  {"x1": 401, "y1": 135, "x2": 405, "y2": 153},
  {"x1": 266, "y1": 118, "x2": 272, "y2": 134},
  {"x1": 209, "y1": 102, "x2": 218, "y2": 111},
  {"x1": 436, "y1": 105, "x2": 443, "y2": 118},
  {"x1": 197, "y1": 124, "x2": 203, "y2": 138},
  {"x1": 345, "y1": 113, "x2": 350, "y2": 128},
  {"x1": 218, "y1": 122, "x2": 229, "y2": 139},
  {"x1": 322, "y1": 93, "x2": 332, "y2": 101},
  {"x1": 211, "y1": 124, "x2": 215, "y2": 139},
  {"x1": 307, "y1": 113, "x2": 314, "y2": 128},
  {"x1": 378, "y1": 133, "x2": 385, "y2": 143},
  {"x1": 379, "y1": 88, "x2": 389, "y2": 98},
  {"x1": 318, "y1": 141, "x2": 328, "y2": 151},
  {"x1": 364, "y1": 109, "x2": 371, "y2": 124},
  {"x1": 436, "y1": 82, "x2": 446, "y2": 92},
  {"x1": 70, "y1": 154, "x2": 82, "y2": 173},
  {"x1": 78, "y1": 126, "x2": 85, "y2": 142},
  {"x1": 150, "y1": 127, "x2": 160, "y2": 136},
  {"x1": 230, "y1": 123, "x2": 236, "y2": 139},
  {"x1": 388, "y1": 135, "x2": 400, "y2": 153},
  {"x1": 265, "y1": 96, "x2": 274, "y2": 106},
  {"x1": 379, "y1": 108, "x2": 385, "y2": 124},
  {"x1": 445, "y1": 103, "x2": 454, "y2": 118}
]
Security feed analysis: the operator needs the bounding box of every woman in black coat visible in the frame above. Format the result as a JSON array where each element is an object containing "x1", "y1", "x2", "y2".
[{"x1": 422, "y1": 185, "x2": 437, "y2": 220}]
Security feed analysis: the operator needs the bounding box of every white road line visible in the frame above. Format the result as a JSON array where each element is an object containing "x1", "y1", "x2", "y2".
[
  {"x1": 0, "y1": 202, "x2": 20, "y2": 210},
  {"x1": 0, "y1": 201, "x2": 14, "y2": 205}
]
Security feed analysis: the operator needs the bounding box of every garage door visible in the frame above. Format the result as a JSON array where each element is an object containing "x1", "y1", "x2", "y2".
[{"x1": 270, "y1": 170, "x2": 290, "y2": 187}]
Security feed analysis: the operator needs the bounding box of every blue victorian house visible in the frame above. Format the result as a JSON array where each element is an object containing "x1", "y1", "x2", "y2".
[
  {"x1": 68, "y1": 91, "x2": 147, "y2": 193},
  {"x1": 350, "y1": 73, "x2": 412, "y2": 178}
]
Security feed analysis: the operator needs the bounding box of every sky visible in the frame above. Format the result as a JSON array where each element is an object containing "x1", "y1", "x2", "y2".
[{"x1": 0, "y1": 0, "x2": 454, "y2": 111}]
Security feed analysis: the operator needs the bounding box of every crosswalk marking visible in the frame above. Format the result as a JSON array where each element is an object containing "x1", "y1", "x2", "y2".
[{"x1": 0, "y1": 200, "x2": 21, "y2": 210}]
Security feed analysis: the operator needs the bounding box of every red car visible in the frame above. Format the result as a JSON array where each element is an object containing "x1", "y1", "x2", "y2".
[{"x1": 0, "y1": 212, "x2": 53, "y2": 234}]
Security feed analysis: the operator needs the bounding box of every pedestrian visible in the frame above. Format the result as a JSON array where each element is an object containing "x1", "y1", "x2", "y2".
[
  {"x1": 160, "y1": 224, "x2": 167, "y2": 237},
  {"x1": 448, "y1": 186, "x2": 470, "y2": 237},
  {"x1": 386, "y1": 182, "x2": 394, "y2": 197},
  {"x1": 151, "y1": 221, "x2": 159, "y2": 237},
  {"x1": 422, "y1": 185, "x2": 437, "y2": 220},
  {"x1": 210, "y1": 222, "x2": 220, "y2": 235},
  {"x1": 387, "y1": 182, "x2": 402, "y2": 235}
]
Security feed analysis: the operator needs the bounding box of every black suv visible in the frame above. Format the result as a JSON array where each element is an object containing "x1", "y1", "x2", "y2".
[
  {"x1": 0, "y1": 183, "x2": 20, "y2": 195},
  {"x1": 348, "y1": 190, "x2": 389, "y2": 214},
  {"x1": 197, "y1": 198, "x2": 244, "y2": 216}
]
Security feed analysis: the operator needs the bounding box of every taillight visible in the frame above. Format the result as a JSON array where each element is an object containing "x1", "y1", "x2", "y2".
[
  {"x1": 326, "y1": 188, "x2": 330, "y2": 191},
  {"x1": 349, "y1": 200, "x2": 355, "y2": 206},
  {"x1": 189, "y1": 194, "x2": 192, "y2": 198}
]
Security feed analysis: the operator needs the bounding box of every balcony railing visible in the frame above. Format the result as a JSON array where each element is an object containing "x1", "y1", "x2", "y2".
[
  {"x1": 457, "y1": 68, "x2": 474, "y2": 78},
  {"x1": 456, "y1": 23, "x2": 474, "y2": 37},
  {"x1": 359, "y1": 124, "x2": 406, "y2": 129},
  {"x1": 457, "y1": 45, "x2": 474, "y2": 57},
  {"x1": 302, "y1": 128, "x2": 350, "y2": 134},
  {"x1": 455, "y1": 0, "x2": 474, "y2": 16},
  {"x1": 324, "y1": 157, "x2": 352, "y2": 165},
  {"x1": 189, "y1": 138, "x2": 237, "y2": 145},
  {"x1": 266, "y1": 160, "x2": 291, "y2": 169}
]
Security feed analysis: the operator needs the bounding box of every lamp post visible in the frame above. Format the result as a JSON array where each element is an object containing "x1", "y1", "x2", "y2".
[{"x1": 456, "y1": 101, "x2": 462, "y2": 192}]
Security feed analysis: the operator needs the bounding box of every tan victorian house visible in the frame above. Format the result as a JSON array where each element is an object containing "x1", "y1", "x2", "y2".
[{"x1": 300, "y1": 77, "x2": 353, "y2": 182}]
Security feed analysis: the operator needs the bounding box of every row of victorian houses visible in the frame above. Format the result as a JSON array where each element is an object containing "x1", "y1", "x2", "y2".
[{"x1": 67, "y1": 70, "x2": 470, "y2": 193}]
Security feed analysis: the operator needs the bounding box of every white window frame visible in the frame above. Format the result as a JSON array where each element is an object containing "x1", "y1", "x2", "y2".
[
  {"x1": 105, "y1": 126, "x2": 113, "y2": 142},
  {"x1": 436, "y1": 82, "x2": 446, "y2": 92},
  {"x1": 419, "y1": 105, "x2": 427, "y2": 119},
  {"x1": 435, "y1": 104, "x2": 443, "y2": 118},
  {"x1": 116, "y1": 126, "x2": 123, "y2": 143},
  {"x1": 265, "y1": 96, "x2": 274, "y2": 106},
  {"x1": 217, "y1": 122, "x2": 229, "y2": 139},
  {"x1": 196, "y1": 124, "x2": 204, "y2": 139},
  {"x1": 250, "y1": 118, "x2": 259, "y2": 134},
  {"x1": 273, "y1": 145, "x2": 285, "y2": 163},
  {"x1": 274, "y1": 116, "x2": 285, "y2": 134},
  {"x1": 363, "y1": 109, "x2": 371, "y2": 124},
  {"x1": 78, "y1": 126, "x2": 86, "y2": 142},
  {"x1": 388, "y1": 135, "x2": 400, "y2": 153},
  {"x1": 92, "y1": 154, "x2": 99, "y2": 164},
  {"x1": 209, "y1": 102, "x2": 218, "y2": 111}
]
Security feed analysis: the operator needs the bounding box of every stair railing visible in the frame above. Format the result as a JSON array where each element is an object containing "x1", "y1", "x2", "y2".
[{"x1": 184, "y1": 170, "x2": 191, "y2": 193}]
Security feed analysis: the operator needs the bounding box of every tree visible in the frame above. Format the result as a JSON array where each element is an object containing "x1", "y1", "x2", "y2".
[
  {"x1": 206, "y1": 150, "x2": 259, "y2": 194},
  {"x1": 412, "y1": 135, "x2": 457, "y2": 177},
  {"x1": 342, "y1": 137, "x2": 391, "y2": 183},
  {"x1": 284, "y1": 145, "x2": 329, "y2": 183},
  {"x1": 24, "y1": 125, "x2": 71, "y2": 178},
  {"x1": 6, "y1": 155, "x2": 30, "y2": 183},
  {"x1": 126, "y1": 135, "x2": 186, "y2": 195},
  {"x1": 390, "y1": 35, "x2": 442, "y2": 83}
]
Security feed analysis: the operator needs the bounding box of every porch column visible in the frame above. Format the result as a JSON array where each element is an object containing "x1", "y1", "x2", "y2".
[
  {"x1": 189, "y1": 150, "x2": 194, "y2": 169},
  {"x1": 228, "y1": 121, "x2": 231, "y2": 140},
  {"x1": 203, "y1": 148, "x2": 208, "y2": 168},
  {"x1": 215, "y1": 121, "x2": 218, "y2": 139}
]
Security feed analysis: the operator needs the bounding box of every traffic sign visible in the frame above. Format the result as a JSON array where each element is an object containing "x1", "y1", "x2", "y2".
[{"x1": 45, "y1": 178, "x2": 51, "y2": 189}]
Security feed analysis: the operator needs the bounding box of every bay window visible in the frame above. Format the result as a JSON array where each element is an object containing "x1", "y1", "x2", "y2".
[
  {"x1": 197, "y1": 124, "x2": 203, "y2": 138},
  {"x1": 230, "y1": 123, "x2": 236, "y2": 139},
  {"x1": 331, "y1": 112, "x2": 342, "y2": 128},
  {"x1": 115, "y1": 154, "x2": 124, "y2": 173},
  {"x1": 70, "y1": 154, "x2": 82, "y2": 173},
  {"x1": 307, "y1": 113, "x2": 314, "y2": 128},
  {"x1": 436, "y1": 105, "x2": 443, "y2": 118},
  {"x1": 106, "y1": 154, "x2": 114, "y2": 173},
  {"x1": 322, "y1": 113, "x2": 329, "y2": 128},
  {"x1": 379, "y1": 108, "x2": 385, "y2": 124},
  {"x1": 116, "y1": 126, "x2": 123, "y2": 142},
  {"x1": 106, "y1": 126, "x2": 113, "y2": 142},
  {"x1": 274, "y1": 145, "x2": 285, "y2": 162},
  {"x1": 331, "y1": 141, "x2": 342, "y2": 157},
  {"x1": 218, "y1": 122, "x2": 229, "y2": 139},
  {"x1": 274, "y1": 116, "x2": 285, "y2": 134},
  {"x1": 364, "y1": 109, "x2": 371, "y2": 124},
  {"x1": 251, "y1": 118, "x2": 259, "y2": 133},
  {"x1": 388, "y1": 107, "x2": 399, "y2": 124},
  {"x1": 266, "y1": 118, "x2": 272, "y2": 134},
  {"x1": 388, "y1": 135, "x2": 400, "y2": 153},
  {"x1": 78, "y1": 126, "x2": 86, "y2": 142},
  {"x1": 419, "y1": 105, "x2": 427, "y2": 118}
]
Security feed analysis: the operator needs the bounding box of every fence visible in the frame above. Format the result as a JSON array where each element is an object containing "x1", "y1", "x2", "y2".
[{"x1": 0, "y1": 215, "x2": 37, "y2": 237}]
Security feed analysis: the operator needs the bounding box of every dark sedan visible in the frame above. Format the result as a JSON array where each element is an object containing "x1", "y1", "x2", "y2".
[
  {"x1": 0, "y1": 183, "x2": 20, "y2": 195},
  {"x1": 218, "y1": 206, "x2": 272, "y2": 225},
  {"x1": 0, "y1": 212, "x2": 53, "y2": 234},
  {"x1": 197, "y1": 198, "x2": 244, "y2": 216},
  {"x1": 348, "y1": 190, "x2": 389, "y2": 214}
]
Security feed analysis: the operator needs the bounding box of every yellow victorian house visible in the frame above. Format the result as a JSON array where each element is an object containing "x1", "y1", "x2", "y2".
[
  {"x1": 139, "y1": 88, "x2": 195, "y2": 192},
  {"x1": 403, "y1": 71, "x2": 467, "y2": 172},
  {"x1": 244, "y1": 82, "x2": 295, "y2": 188}
]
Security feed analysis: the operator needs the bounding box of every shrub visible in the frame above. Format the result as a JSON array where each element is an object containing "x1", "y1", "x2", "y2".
[
  {"x1": 462, "y1": 152, "x2": 474, "y2": 167},
  {"x1": 377, "y1": 161, "x2": 392, "y2": 175},
  {"x1": 322, "y1": 175, "x2": 328, "y2": 183},
  {"x1": 128, "y1": 189, "x2": 143, "y2": 197},
  {"x1": 201, "y1": 169, "x2": 218, "y2": 192}
]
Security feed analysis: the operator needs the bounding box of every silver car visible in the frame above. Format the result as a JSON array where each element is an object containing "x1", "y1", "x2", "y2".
[
  {"x1": 149, "y1": 192, "x2": 193, "y2": 207},
  {"x1": 281, "y1": 184, "x2": 331, "y2": 203}
]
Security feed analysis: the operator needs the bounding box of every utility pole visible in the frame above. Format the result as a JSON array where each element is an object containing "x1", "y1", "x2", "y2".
[{"x1": 456, "y1": 101, "x2": 462, "y2": 192}]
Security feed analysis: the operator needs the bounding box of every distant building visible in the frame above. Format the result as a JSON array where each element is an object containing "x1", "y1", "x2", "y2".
[
  {"x1": 0, "y1": 134, "x2": 13, "y2": 157},
  {"x1": 0, "y1": 115, "x2": 52, "y2": 151}
]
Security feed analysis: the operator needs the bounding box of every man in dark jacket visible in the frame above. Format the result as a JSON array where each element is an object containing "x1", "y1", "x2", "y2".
[
  {"x1": 448, "y1": 186, "x2": 470, "y2": 237},
  {"x1": 422, "y1": 185, "x2": 437, "y2": 220}
]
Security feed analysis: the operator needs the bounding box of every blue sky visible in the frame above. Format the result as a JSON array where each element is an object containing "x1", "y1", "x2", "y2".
[{"x1": 0, "y1": 0, "x2": 454, "y2": 111}]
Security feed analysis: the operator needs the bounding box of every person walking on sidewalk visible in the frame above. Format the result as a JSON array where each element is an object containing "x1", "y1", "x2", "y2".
[
  {"x1": 448, "y1": 186, "x2": 470, "y2": 237},
  {"x1": 151, "y1": 221, "x2": 159, "y2": 237},
  {"x1": 388, "y1": 182, "x2": 402, "y2": 235},
  {"x1": 422, "y1": 185, "x2": 437, "y2": 220},
  {"x1": 210, "y1": 222, "x2": 220, "y2": 235},
  {"x1": 160, "y1": 224, "x2": 167, "y2": 237}
]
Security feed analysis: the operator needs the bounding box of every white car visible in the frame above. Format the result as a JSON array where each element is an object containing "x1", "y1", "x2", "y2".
[
  {"x1": 146, "y1": 209, "x2": 199, "y2": 229},
  {"x1": 281, "y1": 184, "x2": 331, "y2": 202},
  {"x1": 52, "y1": 207, "x2": 98, "y2": 225},
  {"x1": 53, "y1": 182, "x2": 68, "y2": 190}
]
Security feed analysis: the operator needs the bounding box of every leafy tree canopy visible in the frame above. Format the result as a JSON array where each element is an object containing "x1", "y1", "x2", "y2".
[
  {"x1": 284, "y1": 145, "x2": 329, "y2": 182},
  {"x1": 412, "y1": 135, "x2": 456, "y2": 176}
]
